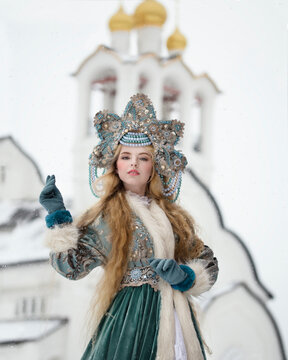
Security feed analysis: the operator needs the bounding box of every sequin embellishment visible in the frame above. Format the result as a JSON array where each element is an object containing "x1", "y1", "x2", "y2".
[{"x1": 120, "y1": 266, "x2": 160, "y2": 291}]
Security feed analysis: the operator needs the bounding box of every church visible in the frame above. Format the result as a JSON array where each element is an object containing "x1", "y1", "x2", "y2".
[{"x1": 0, "y1": 1, "x2": 286, "y2": 359}]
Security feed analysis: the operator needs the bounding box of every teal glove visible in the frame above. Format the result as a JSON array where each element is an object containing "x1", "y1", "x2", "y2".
[
  {"x1": 39, "y1": 175, "x2": 66, "y2": 214},
  {"x1": 149, "y1": 258, "x2": 187, "y2": 285}
]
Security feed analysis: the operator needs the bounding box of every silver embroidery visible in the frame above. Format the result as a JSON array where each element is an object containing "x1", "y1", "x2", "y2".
[{"x1": 120, "y1": 266, "x2": 160, "y2": 291}]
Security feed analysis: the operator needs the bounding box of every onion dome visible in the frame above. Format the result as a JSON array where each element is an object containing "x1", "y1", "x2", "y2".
[
  {"x1": 167, "y1": 27, "x2": 187, "y2": 51},
  {"x1": 134, "y1": 0, "x2": 167, "y2": 28},
  {"x1": 109, "y1": 5, "x2": 133, "y2": 32}
]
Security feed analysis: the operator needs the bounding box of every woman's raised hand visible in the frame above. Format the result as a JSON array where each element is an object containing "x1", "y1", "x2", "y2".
[{"x1": 39, "y1": 175, "x2": 66, "y2": 214}]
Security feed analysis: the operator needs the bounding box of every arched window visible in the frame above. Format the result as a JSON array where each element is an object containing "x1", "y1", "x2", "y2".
[
  {"x1": 0, "y1": 165, "x2": 6, "y2": 183},
  {"x1": 138, "y1": 72, "x2": 149, "y2": 93},
  {"x1": 89, "y1": 69, "x2": 117, "y2": 136},
  {"x1": 162, "y1": 79, "x2": 180, "y2": 121},
  {"x1": 191, "y1": 95, "x2": 203, "y2": 152}
]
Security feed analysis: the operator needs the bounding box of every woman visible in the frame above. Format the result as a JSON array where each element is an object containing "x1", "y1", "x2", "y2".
[{"x1": 39, "y1": 94, "x2": 218, "y2": 360}]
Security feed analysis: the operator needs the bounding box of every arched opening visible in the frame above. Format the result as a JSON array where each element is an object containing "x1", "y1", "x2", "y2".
[
  {"x1": 191, "y1": 95, "x2": 203, "y2": 152},
  {"x1": 162, "y1": 78, "x2": 181, "y2": 121},
  {"x1": 138, "y1": 72, "x2": 149, "y2": 94},
  {"x1": 88, "y1": 69, "x2": 117, "y2": 136}
]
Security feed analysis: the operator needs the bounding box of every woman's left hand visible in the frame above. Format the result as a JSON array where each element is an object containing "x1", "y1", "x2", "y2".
[{"x1": 149, "y1": 258, "x2": 187, "y2": 285}]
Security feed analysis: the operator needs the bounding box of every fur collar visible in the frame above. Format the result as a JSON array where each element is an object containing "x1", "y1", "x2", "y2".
[{"x1": 125, "y1": 192, "x2": 175, "y2": 258}]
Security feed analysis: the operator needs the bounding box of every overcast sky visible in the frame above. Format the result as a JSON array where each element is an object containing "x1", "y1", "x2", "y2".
[{"x1": 0, "y1": 0, "x2": 287, "y2": 350}]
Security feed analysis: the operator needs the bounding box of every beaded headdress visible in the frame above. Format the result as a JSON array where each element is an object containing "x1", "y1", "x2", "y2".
[{"x1": 89, "y1": 93, "x2": 187, "y2": 201}]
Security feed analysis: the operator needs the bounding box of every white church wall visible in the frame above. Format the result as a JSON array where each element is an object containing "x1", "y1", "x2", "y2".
[
  {"x1": 111, "y1": 31, "x2": 130, "y2": 54},
  {"x1": 114, "y1": 62, "x2": 138, "y2": 112},
  {"x1": 0, "y1": 138, "x2": 43, "y2": 201},
  {"x1": 137, "y1": 27, "x2": 162, "y2": 55},
  {"x1": 46, "y1": 265, "x2": 103, "y2": 360},
  {"x1": 0, "y1": 262, "x2": 52, "y2": 320},
  {"x1": 0, "y1": 324, "x2": 68, "y2": 360},
  {"x1": 202, "y1": 285, "x2": 283, "y2": 360},
  {"x1": 180, "y1": 171, "x2": 270, "y2": 302},
  {"x1": 135, "y1": 56, "x2": 163, "y2": 117},
  {"x1": 192, "y1": 77, "x2": 217, "y2": 165}
]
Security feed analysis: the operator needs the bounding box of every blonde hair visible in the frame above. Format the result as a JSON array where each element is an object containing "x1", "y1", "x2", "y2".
[{"x1": 77, "y1": 144, "x2": 204, "y2": 338}]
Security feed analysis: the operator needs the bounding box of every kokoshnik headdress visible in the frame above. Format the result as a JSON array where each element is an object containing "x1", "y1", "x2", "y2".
[{"x1": 89, "y1": 93, "x2": 187, "y2": 201}]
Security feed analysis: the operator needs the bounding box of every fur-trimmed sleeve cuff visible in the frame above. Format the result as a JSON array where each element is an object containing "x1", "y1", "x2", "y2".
[
  {"x1": 184, "y1": 248, "x2": 219, "y2": 296},
  {"x1": 45, "y1": 210, "x2": 73, "y2": 228},
  {"x1": 45, "y1": 223, "x2": 79, "y2": 252}
]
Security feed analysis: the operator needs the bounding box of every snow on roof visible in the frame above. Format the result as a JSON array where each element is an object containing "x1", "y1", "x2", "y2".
[
  {"x1": 0, "y1": 318, "x2": 68, "y2": 345},
  {"x1": 0, "y1": 201, "x2": 49, "y2": 266},
  {"x1": 0, "y1": 136, "x2": 44, "y2": 185}
]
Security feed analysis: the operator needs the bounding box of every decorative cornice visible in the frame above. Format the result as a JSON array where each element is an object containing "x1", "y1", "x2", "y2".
[
  {"x1": 179, "y1": 59, "x2": 221, "y2": 94},
  {"x1": 0, "y1": 258, "x2": 48, "y2": 269},
  {"x1": 72, "y1": 48, "x2": 221, "y2": 96},
  {"x1": 71, "y1": 45, "x2": 122, "y2": 77}
]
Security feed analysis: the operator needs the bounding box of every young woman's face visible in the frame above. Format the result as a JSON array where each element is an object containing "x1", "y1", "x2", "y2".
[{"x1": 116, "y1": 146, "x2": 153, "y2": 196}]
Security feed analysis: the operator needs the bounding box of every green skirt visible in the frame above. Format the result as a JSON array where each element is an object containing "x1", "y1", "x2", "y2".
[{"x1": 81, "y1": 284, "x2": 161, "y2": 360}]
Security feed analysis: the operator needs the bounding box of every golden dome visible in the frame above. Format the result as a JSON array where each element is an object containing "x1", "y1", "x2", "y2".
[
  {"x1": 134, "y1": 0, "x2": 167, "y2": 28},
  {"x1": 167, "y1": 27, "x2": 187, "y2": 51},
  {"x1": 109, "y1": 5, "x2": 133, "y2": 32}
]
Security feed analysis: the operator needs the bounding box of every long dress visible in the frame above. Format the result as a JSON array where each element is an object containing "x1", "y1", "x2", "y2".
[{"x1": 46, "y1": 192, "x2": 218, "y2": 360}]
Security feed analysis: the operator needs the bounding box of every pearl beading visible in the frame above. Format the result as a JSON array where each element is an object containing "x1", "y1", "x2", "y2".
[{"x1": 119, "y1": 132, "x2": 152, "y2": 147}]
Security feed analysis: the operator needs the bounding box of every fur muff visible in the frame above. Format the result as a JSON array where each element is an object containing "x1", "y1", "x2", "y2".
[{"x1": 45, "y1": 224, "x2": 79, "y2": 252}]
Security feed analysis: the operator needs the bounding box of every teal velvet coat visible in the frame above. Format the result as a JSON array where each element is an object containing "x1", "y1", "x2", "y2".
[{"x1": 45, "y1": 192, "x2": 218, "y2": 360}]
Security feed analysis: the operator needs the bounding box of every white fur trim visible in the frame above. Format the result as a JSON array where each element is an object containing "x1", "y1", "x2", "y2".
[
  {"x1": 185, "y1": 260, "x2": 212, "y2": 297},
  {"x1": 126, "y1": 193, "x2": 205, "y2": 359},
  {"x1": 173, "y1": 291, "x2": 203, "y2": 360},
  {"x1": 126, "y1": 194, "x2": 175, "y2": 359},
  {"x1": 174, "y1": 310, "x2": 187, "y2": 359},
  {"x1": 156, "y1": 281, "x2": 175, "y2": 360},
  {"x1": 45, "y1": 223, "x2": 79, "y2": 252}
]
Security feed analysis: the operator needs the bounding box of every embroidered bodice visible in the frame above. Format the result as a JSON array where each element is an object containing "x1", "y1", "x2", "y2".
[
  {"x1": 50, "y1": 200, "x2": 160, "y2": 290},
  {"x1": 49, "y1": 192, "x2": 218, "y2": 295}
]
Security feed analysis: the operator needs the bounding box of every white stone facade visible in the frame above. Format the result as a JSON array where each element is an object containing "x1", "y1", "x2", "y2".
[{"x1": 0, "y1": 137, "x2": 44, "y2": 201}]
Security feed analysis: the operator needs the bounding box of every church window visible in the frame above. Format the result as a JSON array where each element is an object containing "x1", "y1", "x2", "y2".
[
  {"x1": 15, "y1": 296, "x2": 45, "y2": 318},
  {"x1": 40, "y1": 297, "x2": 46, "y2": 314},
  {"x1": 89, "y1": 69, "x2": 117, "y2": 136},
  {"x1": 191, "y1": 96, "x2": 203, "y2": 152},
  {"x1": 138, "y1": 74, "x2": 148, "y2": 92},
  {"x1": 162, "y1": 80, "x2": 180, "y2": 120},
  {"x1": 31, "y1": 297, "x2": 36, "y2": 314},
  {"x1": 0, "y1": 165, "x2": 6, "y2": 183},
  {"x1": 22, "y1": 298, "x2": 27, "y2": 315}
]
